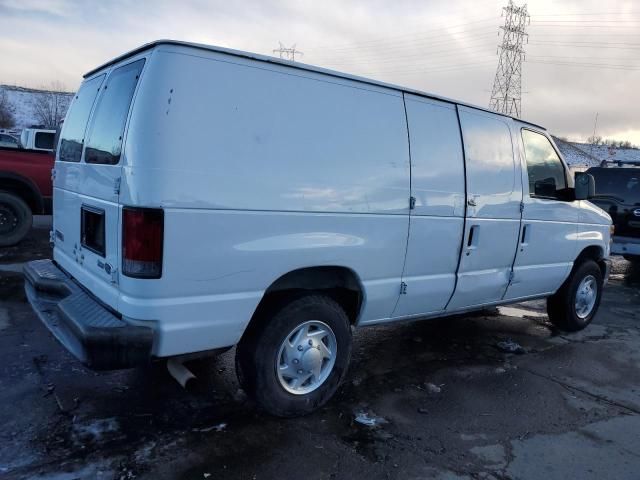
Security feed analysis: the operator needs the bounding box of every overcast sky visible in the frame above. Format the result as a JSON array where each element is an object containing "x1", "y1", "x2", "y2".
[{"x1": 1, "y1": 0, "x2": 638, "y2": 143}]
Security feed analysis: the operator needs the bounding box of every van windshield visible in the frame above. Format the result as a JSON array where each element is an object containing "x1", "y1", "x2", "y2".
[
  {"x1": 58, "y1": 74, "x2": 105, "y2": 162},
  {"x1": 85, "y1": 59, "x2": 145, "y2": 165}
]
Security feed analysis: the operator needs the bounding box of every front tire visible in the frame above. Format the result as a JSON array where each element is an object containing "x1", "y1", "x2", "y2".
[
  {"x1": 0, "y1": 192, "x2": 33, "y2": 247},
  {"x1": 547, "y1": 259, "x2": 603, "y2": 332},
  {"x1": 236, "y1": 294, "x2": 352, "y2": 417}
]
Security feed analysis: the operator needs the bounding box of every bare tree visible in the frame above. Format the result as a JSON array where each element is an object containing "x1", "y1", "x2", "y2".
[
  {"x1": 587, "y1": 135, "x2": 603, "y2": 145},
  {"x1": 0, "y1": 88, "x2": 15, "y2": 129},
  {"x1": 30, "y1": 82, "x2": 72, "y2": 129}
]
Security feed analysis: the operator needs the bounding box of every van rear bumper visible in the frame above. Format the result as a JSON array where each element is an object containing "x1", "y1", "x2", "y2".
[{"x1": 23, "y1": 259, "x2": 153, "y2": 370}]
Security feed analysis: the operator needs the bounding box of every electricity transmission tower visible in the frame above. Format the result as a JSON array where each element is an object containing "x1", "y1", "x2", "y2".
[
  {"x1": 273, "y1": 42, "x2": 303, "y2": 62},
  {"x1": 489, "y1": 0, "x2": 529, "y2": 117}
]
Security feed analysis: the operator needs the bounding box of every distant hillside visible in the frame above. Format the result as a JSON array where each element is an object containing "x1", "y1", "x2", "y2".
[
  {"x1": 0, "y1": 85, "x2": 74, "y2": 131},
  {"x1": 552, "y1": 136, "x2": 640, "y2": 169}
]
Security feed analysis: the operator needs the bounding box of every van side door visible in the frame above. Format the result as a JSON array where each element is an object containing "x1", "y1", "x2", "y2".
[
  {"x1": 391, "y1": 95, "x2": 465, "y2": 318},
  {"x1": 503, "y1": 128, "x2": 579, "y2": 300},
  {"x1": 446, "y1": 107, "x2": 523, "y2": 310}
]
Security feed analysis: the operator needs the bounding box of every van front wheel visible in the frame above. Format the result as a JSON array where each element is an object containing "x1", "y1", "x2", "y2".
[
  {"x1": 236, "y1": 294, "x2": 352, "y2": 417},
  {"x1": 547, "y1": 259, "x2": 603, "y2": 332}
]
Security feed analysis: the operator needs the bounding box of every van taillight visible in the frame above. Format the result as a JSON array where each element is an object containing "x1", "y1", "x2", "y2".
[{"x1": 122, "y1": 207, "x2": 164, "y2": 279}]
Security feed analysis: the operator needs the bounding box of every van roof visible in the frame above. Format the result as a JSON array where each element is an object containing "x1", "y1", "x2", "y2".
[{"x1": 84, "y1": 39, "x2": 546, "y2": 131}]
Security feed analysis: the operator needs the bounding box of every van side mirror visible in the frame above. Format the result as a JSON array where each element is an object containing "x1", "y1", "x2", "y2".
[{"x1": 574, "y1": 172, "x2": 595, "y2": 200}]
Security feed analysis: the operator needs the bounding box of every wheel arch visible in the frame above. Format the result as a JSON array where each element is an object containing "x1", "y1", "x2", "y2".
[
  {"x1": 0, "y1": 172, "x2": 44, "y2": 214},
  {"x1": 574, "y1": 244, "x2": 607, "y2": 278},
  {"x1": 242, "y1": 265, "x2": 366, "y2": 339}
]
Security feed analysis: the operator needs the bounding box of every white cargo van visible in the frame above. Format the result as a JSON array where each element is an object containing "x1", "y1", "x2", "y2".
[{"x1": 25, "y1": 40, "x2": 612, "y2": 417}]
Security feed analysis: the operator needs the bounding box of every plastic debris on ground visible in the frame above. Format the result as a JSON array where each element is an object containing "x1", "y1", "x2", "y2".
[
  {"x1": 354, "y1": 411, "x2": 388, "y2": 427},
  {"x1": 425, "y1": 382, "x2": 442, "y2": 394},
  {"x1": 193, "y1": 422, "x2": 227, "y2": 433},
  {"x1": 496, "y1": 339, "x2": 527, "y2": 354}
]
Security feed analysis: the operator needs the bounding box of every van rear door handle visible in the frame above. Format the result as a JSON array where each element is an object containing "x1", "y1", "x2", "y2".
[{"x1": 467, "y1": 198, "x2": 477, "y2": 207}]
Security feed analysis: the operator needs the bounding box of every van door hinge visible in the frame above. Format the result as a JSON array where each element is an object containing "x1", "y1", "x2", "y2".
[
  {"x1": 104, "y1": 263, "x2": 118, "y2": 285},
  {"x1": 113, "y1": 177, "x2": 121, "y2": 195},
  {"x1": 519, "y1": 201, "x2": 525, "y2": 213},
  {"x1": 409, "y1": 196, "x2": 416, "y2": 210},
  {"x1": 400, "y1": 281, "x2": 408, "y2": 295},
  {"x1": 508, "y1": 271, "x2": 514, "y2": 283},
  {"x1": 51, "y1": 168, "x2": 57, "y2": 181}
]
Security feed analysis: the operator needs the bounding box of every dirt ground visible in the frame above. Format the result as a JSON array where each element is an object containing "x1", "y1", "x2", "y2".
[{"x1": 1, "y1": 220, "x2": 639, "y2": 479}]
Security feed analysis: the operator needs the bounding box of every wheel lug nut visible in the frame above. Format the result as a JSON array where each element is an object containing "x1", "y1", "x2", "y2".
[
  {"x1": 297, "y1": 369, "x2": 303, "y2": 374},
  {"x1": 308, "y1": 340, "x2": 313, "y2": 346},
  {"x1": 293, "y1": 359, "x2": 299, "y2": 364},
  {"x1": 297, "y1": 345, "x2": 303, "y2": 351}
]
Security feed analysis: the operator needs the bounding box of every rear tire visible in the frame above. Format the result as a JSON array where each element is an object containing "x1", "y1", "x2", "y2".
[
  {"x1": 0, "y1": 192, "x2": 32, "y2": 247},
  {"x1": 547, "y1": 259, "x2": 603, "y2": 332},
  {"x1": 236, "y1": 294, "x2": 352, "y2": 417}
]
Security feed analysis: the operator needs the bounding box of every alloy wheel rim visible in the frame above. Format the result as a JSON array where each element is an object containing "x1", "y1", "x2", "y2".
[
  {"x1": 275, "y1": 320, "x2": 337, "y2": 395},
  {"x1": 575, "y1": 274, "x2": 598, "y2": 319}
]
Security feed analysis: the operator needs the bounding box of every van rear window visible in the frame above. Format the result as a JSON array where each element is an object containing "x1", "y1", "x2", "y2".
[
  {"x1": 58, "y1": 74, "x2": 105, "y2": 162},
  {"x1": 85, "y1": 59, "x2": 145, "y2": 165}
]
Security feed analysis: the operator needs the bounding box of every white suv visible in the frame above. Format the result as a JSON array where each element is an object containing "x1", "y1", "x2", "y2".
[{"x1": 25, "y1": 40, "x2": 612, "y2": 417}]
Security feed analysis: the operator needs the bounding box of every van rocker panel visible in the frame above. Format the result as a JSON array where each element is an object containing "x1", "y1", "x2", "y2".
[{"x1": 24, "y1": 259, "x2": 153, "y2": 370}]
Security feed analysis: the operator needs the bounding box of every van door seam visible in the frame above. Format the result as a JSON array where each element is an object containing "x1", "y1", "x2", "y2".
[
  {"x1": 444, "y1": 104, "x2": 468, "y2": 310},
  {"x1": 390, "y1": 92, "x2": 413, "y2": 316}
]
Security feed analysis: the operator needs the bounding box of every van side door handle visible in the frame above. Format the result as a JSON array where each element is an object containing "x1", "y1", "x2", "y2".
[
  {"x1": 520, "y1": 224, "x2": 530, "y2": 252},
  {"x1": 465, "y1": 225, "x2": 479, "y2": 255}
]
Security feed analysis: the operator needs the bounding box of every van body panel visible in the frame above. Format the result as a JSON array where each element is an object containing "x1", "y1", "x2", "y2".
[
  {"x1": 123, "y1": 48, "x2": 410, "y2": 214},
  {"x1": 117, "y1": 209, "x2": 407, "y2": 355},
  {"x1": 392, "y1": 95, "x2": 465, "y2": 317},
  {"x1": 447, "y1": 108, "x2": 522, "y2": 309}
]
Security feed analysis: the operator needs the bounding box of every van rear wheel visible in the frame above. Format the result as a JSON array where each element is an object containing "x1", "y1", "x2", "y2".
[
  {"x1": 0, "y1": 192, "x2": 32, "y2": 247},
  {"x1": 235, "y1": 294, "x2": 352, "y2": 417},
  {"x1": 547, "y1": 259, "x2": 603, "y2": 332}
]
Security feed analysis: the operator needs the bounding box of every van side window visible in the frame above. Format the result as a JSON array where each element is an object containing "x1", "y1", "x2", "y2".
[
  {"x1": 521, "y1": 129, "x2": 567, "y2": 199},
  {"x1": 35, "y1": 132, "x2": 55, "y2": 150},
  {"x1": 85, "y1": 59, "x2": 145, "y2": 165},
  {"x1": 58, "y1": 74, "x2": 105, "y2": 162}
]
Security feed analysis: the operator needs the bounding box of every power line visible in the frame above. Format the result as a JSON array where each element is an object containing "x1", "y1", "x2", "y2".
[
  {"x1": 489, "y1": 0, "x2": 529, "y2": 117},
  {"x1": 303, "y1": 17, "x2": 501, "y2": 51},
  {"x1": 527, "y1": 60, "x2": 640, "y2": 71}
]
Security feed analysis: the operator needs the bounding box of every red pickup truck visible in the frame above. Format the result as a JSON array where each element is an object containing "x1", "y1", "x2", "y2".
[{"x1": 0, "y1": 147, "x2": 54, "y2": 246}]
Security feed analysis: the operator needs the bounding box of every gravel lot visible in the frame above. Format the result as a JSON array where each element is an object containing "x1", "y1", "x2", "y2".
[{"x1": 1, "y1": 219, "x2": 639, "y2": 479}]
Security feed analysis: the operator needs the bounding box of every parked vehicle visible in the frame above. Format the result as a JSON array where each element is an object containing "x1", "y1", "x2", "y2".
[
  {"x1": 19, "y1": 128, "x2": 56, "y2": 152},
  {"x1": 24, "y1": 40, "x2": 612, "y2": 417},
  {"x1": 0, "y1": 146, "x2": 53, "y2": 246},
  {"x1": 0, "y1": 133, "x2": 19, "y2": 148},
  {"x1": 587, "y1": 163, "x2": 640, "y2": 261}
]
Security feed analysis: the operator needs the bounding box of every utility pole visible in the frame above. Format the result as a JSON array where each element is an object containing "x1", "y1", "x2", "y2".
[
  {"x1": 590, "y1": 112, "x2": 599, "y2": 156},
  {"x1": 273, "y1": 42, "x2": 303, "y2": 62},
  {"x1": 489, "y1": 0, "x2": 529, "y2": 118}
]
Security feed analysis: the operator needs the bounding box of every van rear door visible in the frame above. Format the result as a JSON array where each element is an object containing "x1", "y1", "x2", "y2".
[{"x1": 53, "y1": 59, "x2": 145, "y2": 310}]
